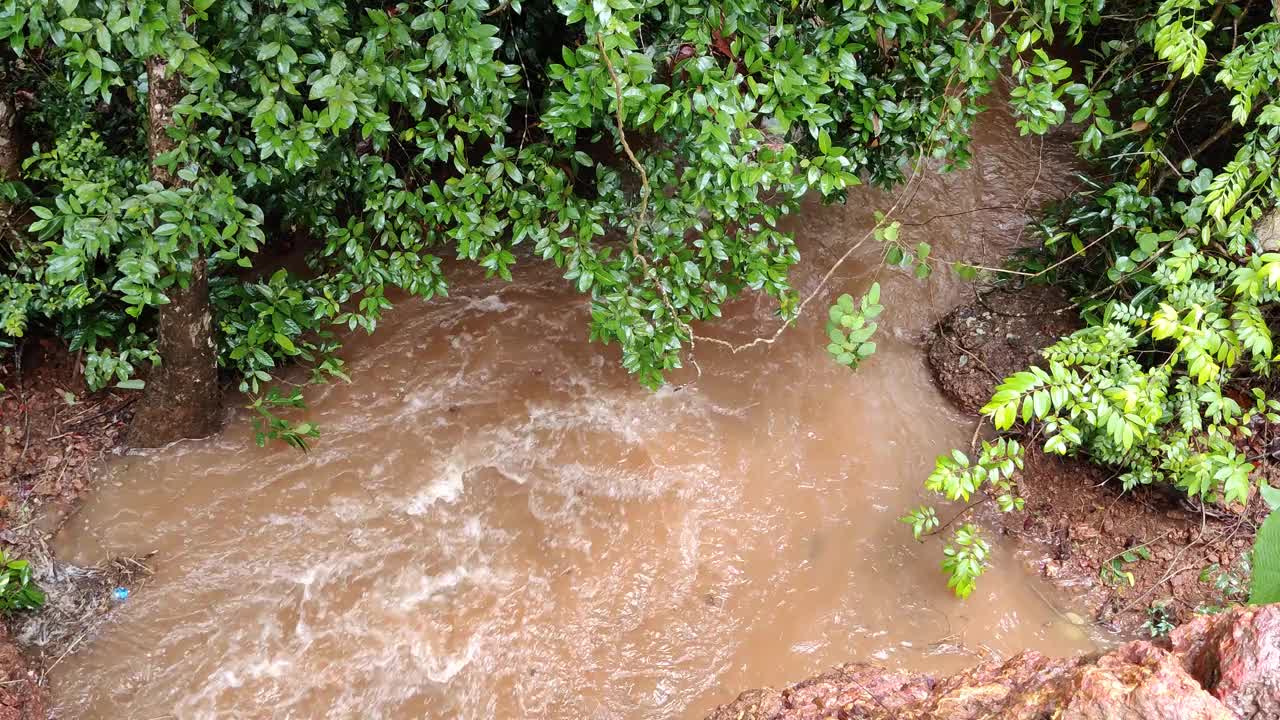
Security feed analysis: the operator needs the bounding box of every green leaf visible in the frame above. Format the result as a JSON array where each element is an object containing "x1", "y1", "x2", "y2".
[
  {"x1": 1262, "y1": 482, "x2": 1280, "y2": 511},
  {"x1": 59, "y1": 17, "x2": 93, "y2": 32},
  {"x1": 309, "y1": 75, "x2": 337, "y2": 99},
  {"x1": 257, "y1": 42, "x2": 281, "y2": 61},
  {"x1": 115, "y1": 379, "x2": 145, "y2": 390},
  {"x1": 1249, "y1": 511, "x2": 1280, "y2": 604}
]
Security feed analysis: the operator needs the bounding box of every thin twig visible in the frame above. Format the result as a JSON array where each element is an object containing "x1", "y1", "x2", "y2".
[
  {"x1": 1153, "y1": 117, "x2": 1238, "y2": 194},
  {"x1": 1021, "y1": 136, "x2": 1047, "y2": 211},
  {"x1": 899, "y1": 204, "x2": 1023, "y2": 227},
  {"x1": 935, "y1": 226, "x2": 1122, "y2": 281},
  {"x1": 1008, "y1": 136, "x2": 1047, "y2": 250},
  {"x1": 695, "y1": 159, "x2": 940, "y2": 356},
  {"x1": 1113, "y1": 513, "x2": 1249, "y2": 617},
  {"x1": 939, "y1": 330, "x2": 999, "y2": 383},
  {"x1": 924, "y1": 497, "x2": 992, "y2": 538},
  {"x1": 1098, "y1": 530, "x2": 1173, "y2": 571},
  {"x1": 970, "y1": 416, "x2": 986, "y2": 454},
  {"x1": 40, "y1": 629, "x2": 88, "y2": 683},
  {"x1": 48, "y1": 396, "x2": 137, "y2": 439}
]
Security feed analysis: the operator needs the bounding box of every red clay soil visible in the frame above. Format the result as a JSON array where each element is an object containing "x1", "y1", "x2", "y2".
[
  {"x1": 0, "y1": 625, "x2": 43, "y2": 720},
  {"x1": 928, "y1": 285, "x2": 1268, "y2": 633},
  {"x1": 0, "y1": 339, "x2": 135, "y2": 717},
  {"x1": 1008, "y1": 446, "x2": 1265, "y2": 631},
  {"x1": 1, "y1": 339, "x2": 134, "y2": 532}
]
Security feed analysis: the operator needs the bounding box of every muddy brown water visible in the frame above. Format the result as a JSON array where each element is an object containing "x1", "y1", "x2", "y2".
[{"x1": 53, "y1": 107, "x2": 1106, "y2": 719}]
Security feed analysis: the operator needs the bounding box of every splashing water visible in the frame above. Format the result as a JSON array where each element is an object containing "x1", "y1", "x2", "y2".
[{"x1": 52, "y1": 106, "x2": 1103, "y2": 720}]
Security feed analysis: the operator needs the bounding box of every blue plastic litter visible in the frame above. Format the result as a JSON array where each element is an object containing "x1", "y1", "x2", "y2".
[{"x1": 112, "y1": 587, "x2": 129, "y2": 601}]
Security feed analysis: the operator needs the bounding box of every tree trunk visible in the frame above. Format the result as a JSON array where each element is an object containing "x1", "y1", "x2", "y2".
[
  {"x1": 126, "y1": 57, "x2": 221, "y2": 447},
  {"x1": 0, "y1": 93, "x2": 20, "y2": 243}
]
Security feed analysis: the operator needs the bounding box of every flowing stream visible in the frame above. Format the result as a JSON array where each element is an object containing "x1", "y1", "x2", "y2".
[{"x1": 52, "y1": 106, "x2": 1104, "y2": 719}]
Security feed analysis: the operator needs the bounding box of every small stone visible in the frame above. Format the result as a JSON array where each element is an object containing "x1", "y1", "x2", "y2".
[{"x1": 1070, "y1": 523, "x2": 1100, "y2": 540}]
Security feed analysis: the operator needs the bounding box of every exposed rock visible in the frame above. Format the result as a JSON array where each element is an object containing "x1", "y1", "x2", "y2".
[
  {"x1": 1173, "y1": 605, "x2": 1280, "y2": 719},
  {"x1": 918, "y1": 650, "x2": 1081, "y2": 718},
  {"x1": 703, "y1": 664, "x2": 932, "y2": 720},
  {"x1": 926, "y1": 284, "x2": 1079, "y2": 415},
  {"x1": 1066, "y1": 642, "x2": 1234, "y2": 720},
  {"x1": 704, "y1": 605, "x2": 1280, "y2": 720}
]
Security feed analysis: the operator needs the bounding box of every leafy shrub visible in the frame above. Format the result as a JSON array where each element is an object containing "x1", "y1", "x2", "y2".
[
  {"x1": 0, "y1": 551, "x2": 44, "y2": 613},
  {"x1": 808, "y1": 0, "x2": 1280, "y2": 598},
  {"x1": 1143, "y1": 604, "x2": 1175, "y2": 637},
  {"x1": 825, "y1": 283, "x2": 881, "y2": 371},
  {"x1": 1, "y1": 0, "x2": 1035, "y2": 442},
  {"x1": 1101, "y1": 545, "x2": 1153, "y2": 588},
  {"x1": 941, "y1": 0, "x2": 1280, "y2": 597}
]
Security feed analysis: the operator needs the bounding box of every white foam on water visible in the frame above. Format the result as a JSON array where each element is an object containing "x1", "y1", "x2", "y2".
[
  {"x1": 407, "y1": 460, "x2": 467, "y2": 514},
  {"x1": 398, "y1": 566, "x2": 493, "y2": 609},
  {"x1": 422, "y1": 635, "x2": 482, "y2": 684},
  {"x1": 467, "y1": 294, "x2": 512, "y2": 313}
]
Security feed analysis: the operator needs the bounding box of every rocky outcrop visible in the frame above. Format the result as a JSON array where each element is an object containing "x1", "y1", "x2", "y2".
[
  {"x1": 704, "y1": 605, "x2": 1280, "y2": 720},
  {"x1": 1172, "y1": 604, "x2": 1280, "y2": 719}
]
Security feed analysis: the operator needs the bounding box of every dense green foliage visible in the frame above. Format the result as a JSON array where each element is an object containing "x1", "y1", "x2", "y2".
[
  {"x1": 887, "y1": 0, "x2": 1280, "y2": 597},
  {"x1": 0, "y1": 0, "x2": 1037, "y2": 444}
]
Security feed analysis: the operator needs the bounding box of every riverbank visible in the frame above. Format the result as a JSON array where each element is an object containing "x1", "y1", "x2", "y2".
[
  {"x1": 927, "y1": 284, "x2": 1268, "y2": 632},
  {"x1": 1, "y1": 340, "x2": 134, "y2": 533},
  {"x1": 704, "y1": 603, "x2": 1280, "y2": 719},
  {"x1": 0, "y1": 341, "x2": 139, "y2": 716}
]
